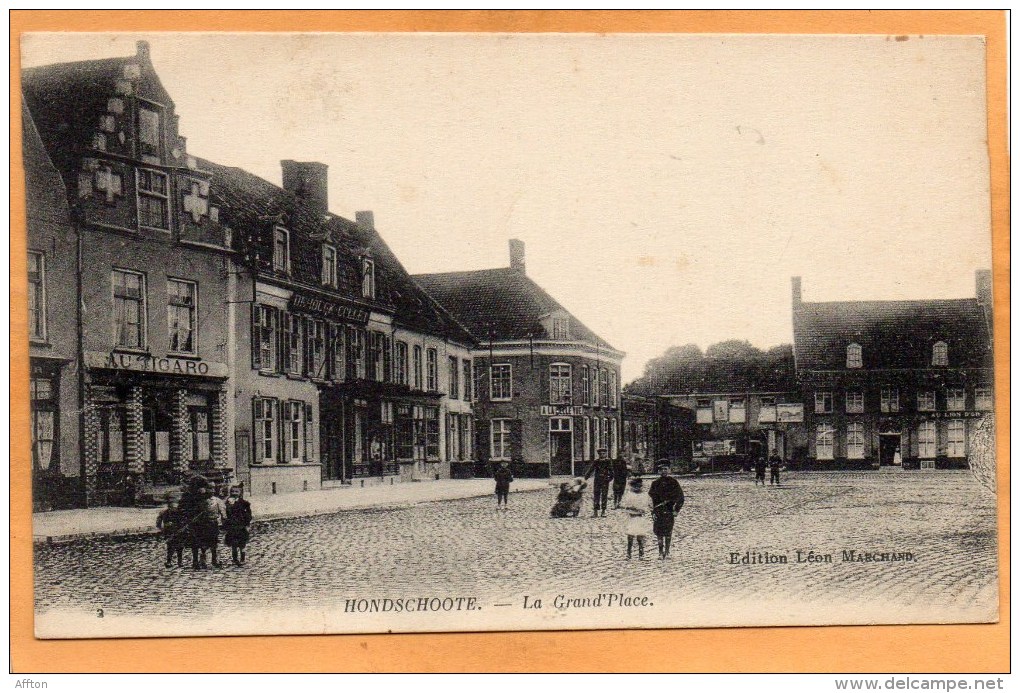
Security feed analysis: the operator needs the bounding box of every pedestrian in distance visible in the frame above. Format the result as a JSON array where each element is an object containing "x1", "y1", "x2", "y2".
[
  {"x1": 754, "y1": 454, "x2": 767, "y2": 486},
  {"x1": 223, "y1": 485, "x2": 252, "y2": 566},
  {"x1": 584, "y1": 448, "x2": 613, "y2": 517},
  {"x1": 769, "y1": 452, "x2": 783, "y2": 486},
  {"x1": 620, "y1": 476, "x2": 652, "y2": 560},
  {"x1": 493, "y1": 460, "x2": 514, "y2": 509},
  {"x1": 611, "y1": 456, "x2": 630, "y2": 509},
  {"x1": 156, "y1": 494, "x2": 185, "y2": 568},
  {"x1": 648, "y1": 461, "x2": 685, "y2": 560}
]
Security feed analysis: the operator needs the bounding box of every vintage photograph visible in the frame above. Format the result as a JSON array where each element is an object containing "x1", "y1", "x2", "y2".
[{"x1": 21, "y1": 32, "x2": 997, "y2": 639}]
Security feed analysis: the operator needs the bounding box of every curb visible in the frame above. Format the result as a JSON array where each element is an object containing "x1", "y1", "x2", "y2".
[{"x1": 33, "y1": 484, "x2": 550, "y2": 545}]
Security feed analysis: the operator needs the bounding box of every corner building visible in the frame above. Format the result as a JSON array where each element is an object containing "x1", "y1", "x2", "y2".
[
  {"x1": 415, "y1": 241, "x2": 625, "y2": 477},
  {"x1": 792, "y1": 272, "x2": 994, "y2": 470},
  {"x1": 23, "y1": 42, "x2": 236, "y2": 506}
]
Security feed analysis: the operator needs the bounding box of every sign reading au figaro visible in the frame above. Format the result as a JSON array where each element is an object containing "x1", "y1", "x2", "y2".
[
  {"x1": 290, "y1": 293, "x2": 370, "y2": 324},
  {"x1": 86, "y1": 351, "x2": 229, "y2": 378}
]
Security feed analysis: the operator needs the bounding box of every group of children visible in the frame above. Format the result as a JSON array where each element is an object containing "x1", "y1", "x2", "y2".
[{"x1": 156, "y1": 477, "x2": 253, "y2": 570}]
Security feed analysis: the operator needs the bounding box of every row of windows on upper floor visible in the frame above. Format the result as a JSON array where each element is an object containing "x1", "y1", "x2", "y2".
[
  {"x1": 489, "y1": 363, "x2": 619, "y2": 408},
  {"x1": 30, "y1": 256, "x2": 200, "y2": 356},
  {"x1": 812, "y1": 387, "x2": 993, "y2": 414},
  {"x1": 489, "y1": 415, "x2": 619, "y2": 461},
  {"x1": 844, "y1": 341, "x2": 954, "y2": 369}
]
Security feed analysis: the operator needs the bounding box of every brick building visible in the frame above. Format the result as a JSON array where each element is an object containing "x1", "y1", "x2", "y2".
[
  {"x1": 203, "y1": 159, "x2": 476, "y2": 495},
  {"x1": 23, "y1": 42, "x2": 236, "y2": 506},
  {"x1": 792, "y1": 272, "x2": 994, "y2": 470},
  {"x1": 415, "y1": 241, "x2": 624, "y2": 477}
]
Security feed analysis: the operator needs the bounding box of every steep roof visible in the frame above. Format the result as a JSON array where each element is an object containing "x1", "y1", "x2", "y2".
[
  {"x1": 413, "y1": 267, "x2": 617, "y2": 351},
  {"x1": 196, "y1": 157, "x2": 475, "y2": 345},
  {"x1": 793, "y1": 297, "x2": 992, "y2": 372}
]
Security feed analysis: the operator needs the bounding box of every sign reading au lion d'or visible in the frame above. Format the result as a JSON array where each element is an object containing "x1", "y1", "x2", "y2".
[{"x1": 85, "y1": 351, "x2": 228, "y2": 378}]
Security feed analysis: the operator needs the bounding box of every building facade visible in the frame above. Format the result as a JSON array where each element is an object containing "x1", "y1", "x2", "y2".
[
  {"x1": 23, "y1": 42, "x2": 237, "y2": 507},
  {"x1": 416, "y1": 241, "x2": 625, "y2": 478},
  {"x1": 205, "y1": 159, "x2": 476, "y2": 496},
  {"x1": 792, "y1": 273, "x2": 994, "y2": 470}
]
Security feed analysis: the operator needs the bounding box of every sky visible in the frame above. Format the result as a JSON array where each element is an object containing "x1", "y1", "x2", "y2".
[{"x1": 20, "y1": 33, "x2": 992, "y2": 383}]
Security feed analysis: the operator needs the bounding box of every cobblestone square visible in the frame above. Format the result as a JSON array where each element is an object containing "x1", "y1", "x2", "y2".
[{"x1": 34, "y1": 471, "x2": 998, "y2": 637}]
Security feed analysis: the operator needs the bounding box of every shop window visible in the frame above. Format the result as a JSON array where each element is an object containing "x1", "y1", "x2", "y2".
[
  {"x1": 30, "y1": 377, "x2": 56, "y2": 472},
  {"x1": 167, "y1": 278, "x2": 197, "y2": 355},
  {"x1": 273, "y1": 227, "x2": 290, "y2": 274},
  {"x1": 549, "y1": 363, "x2": 572, "y2": 404},
  {"x1": 426, "y1": 348, "x2": 438, "y2": 391},
  {"x1": 847, "y1": 422, "x2": 864, "y2": 459},
  {"x1": 932, "y1": 341, "x2": 948, "y2": 367},
  {"x1": 112, "y1": 269, "x2": 146, "y2": 349},
  {"x1": 425, "y1": 406, "x2": 440, "y2": 460},
  {"x1": 816, "y1": 424, "x2": 834, "y2": 460},
  {"x1": 814, "y1": 391, "x2": 832, "y2": 414},
  {"x1": 137, "y1": 168, "x2": 169, "y2": 229},
  {"x1": 880, "y1": 387, "x2": 899, "y2": 413},
  {"x1": 322, "y1": 245, "x2": 337, "y2": 288},
  {"x1": 917, "y1": 390, "x2": 936, "y2": 412},
  {"x1": 947, "y1": 420, "x2": 966, "y2": 458},
  {"x1": 395, "y1": 404, "x2": 414, "y2": 460},
  {"x1": 845, "y1": 390, "x2": 864, "y2": 414},
  {"x1": 846, "y1": 343, "x2": 862, "y2": 369},
  {"x1": 253, "y1": 397, "x2": 278, "y2": 464},
  {"x1": 946, "y1": 388, "x2": 966, "y2": 412},
  {"x1": 491, "y1": 419, "x2": 511, "y2": 461},
  {"x1": 918, "y1": 421, "x2": 936, "y2": 458},
  {"x1": 28, "y1": 251, "x2": 46, "y2": 343},
  {"x1": 490, "y1": 364, "x2": 512, "y2": 401},
  {"x1": 449, "y1": 356, "x2": 460, "y2": 399}
]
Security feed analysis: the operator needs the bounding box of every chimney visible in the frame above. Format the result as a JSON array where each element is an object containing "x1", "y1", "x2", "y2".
[
  {"x1": 791, "y1": 276, "x2": 802, "y2": 308},
  {"x1": 509, "y1": 238, "x2": 526, "y2": 274},
  {"x1": 136, "y1": 41, "x2": 150, "y2": 61},
  {"x1": 281, "y1": 160, "x2": 329, "y2": 218},
  {"x1": 356, "y1": 210, "x2": 375, "y2": 230}
]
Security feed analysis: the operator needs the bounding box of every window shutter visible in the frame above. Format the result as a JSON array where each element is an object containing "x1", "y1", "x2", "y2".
[
  {"x1": 305, "y1": 402, "x2": 315, "y2": 462},
  {"x1": 252, "y1": 397, "x2": 260, "y2": 462},
  {"x1": 251, "y1": 305, "x2": 261, "y2": 370}
]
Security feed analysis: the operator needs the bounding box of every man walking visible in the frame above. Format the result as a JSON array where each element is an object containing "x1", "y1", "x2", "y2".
[
  {"x1": 585, "y1": 449, "x2": 613, "y2": 517},
  {"x1": 768, "y1": 451, "x2": 783, "y2": 486},
  {"x1": 611, "y1": 456, "x2": 630, "y2": 509},
  {"x1": 648, "y1": 461, "x2": 684, "y2": 559}
]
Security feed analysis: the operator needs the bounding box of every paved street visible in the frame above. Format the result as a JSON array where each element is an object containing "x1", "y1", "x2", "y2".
[{"x1": 34, "y1": 471, "x2": 998, "y2": 636}]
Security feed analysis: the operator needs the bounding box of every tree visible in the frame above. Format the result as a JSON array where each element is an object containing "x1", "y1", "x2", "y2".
[{"x1": 624, "y1": 341, "x2": 795, "y2": 396}]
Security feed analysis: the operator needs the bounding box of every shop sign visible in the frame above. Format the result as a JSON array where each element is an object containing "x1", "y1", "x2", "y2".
[
  {"x1": 290, "y1": 293, "x2": 370, "y2": 324},
  {"x1": 86, "y1": 351, "x2": 228, "y2": 378},
  {"x1": 776, "y1": 403, "x2": 804, "y2": 422},
  {"x1": 930, "y1": 411, "x2": 985, "y2": 419},
  {"x1": 540, "y1": 405, "x2": 586, "y2": 416},
  {"x1": 695, "y1": 440, "x2": 736, "y2": 456}
]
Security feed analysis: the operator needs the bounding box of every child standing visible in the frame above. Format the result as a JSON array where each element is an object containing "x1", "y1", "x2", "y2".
[
  {"x1": 493, "y1": 461, "x2": 513, "y2": 509},
  {"x1": 620, "y1": 477, "x2": 652, "y2": 560},
  {"x1": 156, "y1": 495, "x2": 185, "y2": 568},
  {"x1": 223, "y1": 485, "x2": 253, "y2": 566}
]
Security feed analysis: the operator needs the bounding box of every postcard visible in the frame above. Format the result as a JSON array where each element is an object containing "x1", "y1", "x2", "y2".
[{"x1": 20, "y1": 30, "x2": 998, "y2": 641}]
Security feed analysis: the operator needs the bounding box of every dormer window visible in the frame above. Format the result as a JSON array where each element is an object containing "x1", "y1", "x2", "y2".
[
  {"x1": 932, "y1": 341, "x2": 948, "y2": 367},
  {"x1": 322, "y1": 245, "x2": 337, "y2": 288},
  {"x1": 362, "y1": 258, "x2": 375, "y2": 299},
  {"x1": 552, "y1": 317, "x2": 570, "y2": 340},
  {"x1": 273, "y1": 227, "x2": 290, "y2": 273},
  {"x1": 846, "y1": 343, "x2": 862, "y2": 369}
]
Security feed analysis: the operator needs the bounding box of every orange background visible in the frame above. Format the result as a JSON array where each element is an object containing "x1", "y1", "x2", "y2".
[{"x1": 9, "y1": 10, "x2": 1009, "y2": 673}]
